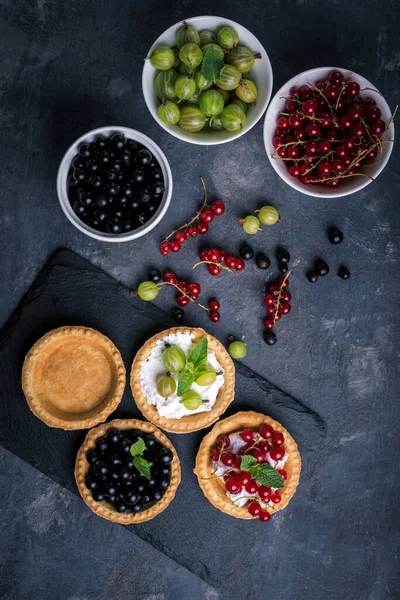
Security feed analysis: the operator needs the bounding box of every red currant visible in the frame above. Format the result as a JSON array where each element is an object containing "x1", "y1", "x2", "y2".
[
  {"x1": 208, "y1": 299, "x2": 220, "y2": 311},
  {"x1": 248, "y1": 448, "x2": 266, "y2": 463},
  {"x1": 344, "y1": 81, "x2": 360, "y2": 98},
  {"x1": 285, "y1": 99, "x2": 297, "y2": 113},
  {"x1": 188, "y1": 282, "x2": 201, "y2": 296},
  {"x1": 339, "y1": 115, "x2": 352, "y2": 130},
  {"x1": 175, "y1": 231, "x2": 186, "y2": 244},
  {"x1": 199, "y1": 249, "x2": 208, "y2": 261},
  {"x1": 245, "y1": 480, "x2": 259, "y2": 495},
  {"x1": 207, "y1": 248, "x2": 221, "y2": 262},
  {"x1": 258, "y1": 486, "x2": 272, "y2": 501},
  {"x1": 210, "y1": 200, "x2": 225, "y2": 216},
  {"x1": 296, "y1": 128, "x2": 306, "y2": 140},
  {"x1": 305, "y1": 122, "x2": 321, "y2": 137},
  {"x1": 288, "y1": 114, "x2": 303, "y2": 128},
  {"x1": 318, "y1": 161, "x2": 332, "y2": 176},
  {"x1": 329, "y1": 70, "x2": 344, "y2": 85},
  {"x1": 368, "y1": 119, "x2": 385, "y2": 136},
  {"x1": 326, "y1": 84, "x2": 340, "y2": 99},
  {"x1": 176, "y1": 294, "x2": 189, "y2": 307},
  {"x1": 225, "y1": 477, "x2": 241, "y2": 494},
  {"x1": 277, "y1": 116, "x2": 289, "y2": 129},
  {"x1": 208, "y1": 264, "x2": 221, "y2": 276},
  {"x1": 350, "y1": 123, "x2": 366, "y2": 137},
  {"x1": 248, "y1": 501, "x2": 262, "y2": 517},
  {"x1": 272, "y1": 432, "x2": 285, "y2": 446},
  {"x1": 277, "y1": 276, "x2": 289, "y2": 288},
  {"x1": 209, "y1": 310, "x2": 220, "y2": 322},
  {"x1": 280, "y1": 302, "x2": 291, "y2": 315},
  {"x1": 178, "y1": 280, "x2": 188, "y2": 292},
  {"x1": 320, "y1": 113, "x2": 333, "y2": 128},
  {"x1": 287, "y1": 145, "x2": 300, "y2": 159},
  {"x1": 160, "y1": 241, "x2": 170, "y2": 256},
  {"x1": 237, "y1": 470, "x2": 251, "y2": 486},
  {"x1": 270, "y1": 493, "x2": 282, "y2": 504},
  {"x1": 298, "y1": 85, "x2": 312, "y2": 100},
  {"x1": 200, "y1": 209, "x2": 214, "y2": 223},
  {"x1": 217, "y1": 434, "x2": 230, "y2": 448},
  {"x1": 225, "y1": 256, "x2": 237, "y2": 269},
  {"x1": 188, "y1": 226, "x2": 198, "y2": 237},
  {"x1": 240, "y1": 429, "x2": 254, "y2": 443},
  {"x1": 259, "y1": 510, "x2": 271, "y2": 523},
  {"x1": 211, "y1": 448, "x2": 220, "y2": 461},
  {"x1": 289, "y1": 164, "x2": 301, "y2": 178},
  {"x1": 366, "y1": 147, "x2": 378, "y2": 161},
  {"x1": 235, "y1": 258, "x2": 245, "y2": 271},
  {"x1": 278, "y1": 468, "x2": 287, "y2": 480},
  {"x1": 169, "y1": 240, "x2": 180, "y2": 252},
  {"x1": 163, "y1": 271, "x2": 177, "y2": 284},
  {"x1": 264, "y1": 319, "x2": 274, "y2": 330},
  {"x1": 281, "y1": 290, "x2": 291, "y2": 302},
  {"x1": 269, "y1": 446, "x2": 285, "y2": 461},
  {"x1": 197, "y1": 222, "x2": 209, "y2": 235},
  {"x1": 365, "y1": 106, "x2": 381, "y2": 120},
  {"x1": 348, "y1": 105, "x2": 363, "y2": 121},
  {"x1": 332, "y1": 158, "x2": 345, "y2": 172},
  {"x1": 221, "y1": 452, "x2": 235, "y2": 466},
  {"x1": 302, "y1": 99, "x2": 317, "y2": 115},
  {"x1": 343, "y1": 135, "x2": 356, "y2": 150},
  {"x1": 335, "y1": 144, "x2": 348, "y2": 158},
  {"x1": 305, "y1": 141, "x2": 319, "y2": 156}
]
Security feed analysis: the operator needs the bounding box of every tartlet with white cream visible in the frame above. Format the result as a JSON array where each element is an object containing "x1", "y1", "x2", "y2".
[{"x1": 130, "y1": 327, "x2": 235, "y2": 433}]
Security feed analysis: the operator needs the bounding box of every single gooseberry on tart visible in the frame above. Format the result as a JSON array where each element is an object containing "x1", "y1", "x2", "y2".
[
  {"x1": 194, "y1": 411, "x2": 301, "y2": 522},
  {"x1": 130, "y1": 327, "x2": 235, "y2": 433},
  {"x1": 75, "y1": 419, "x2": 181, "y2": 524},
  {"x1": 21, "y1": 326, "x2": 126, "y2": 429}
]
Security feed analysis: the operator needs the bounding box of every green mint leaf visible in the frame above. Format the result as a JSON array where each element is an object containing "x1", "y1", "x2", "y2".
[
  {"x1": 187, "y1": 360, "x2": 195, "y2": 375},
  {"x1": 187, "y1": 337, "x2": 208, "y2": 370},
  {"x1": 132, "y1": 456, "x2": 151, "y2": 480},
  {"x1": 240, "y1": 455, "x2": 257, "y2": 471},
  {"x1": 250, "y1": 463, "x2": 284, "y2": 489},
  {"x1": 201, "y1": 47, "x2": 224, "y2": 82},
  {"x1": 177, "y1": 371, "x2": 194, "y2": 396},
  {"x1": 130, "y1": 438, "x2": 146, "y2": 457}
]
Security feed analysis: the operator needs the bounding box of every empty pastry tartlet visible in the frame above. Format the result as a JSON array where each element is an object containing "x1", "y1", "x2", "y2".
[
  {"x1": 22, "y1": 326, "x2": 126, "y2": 429},
  {"x1": 130, "y1": 327, "x2": 235, "y2": 433},
  {"x1": 194, "y1": 411, "x2": 301, "y2": 522},
  {"x1": 75, "y1": 418, "x2": 181, "y2": 524}
]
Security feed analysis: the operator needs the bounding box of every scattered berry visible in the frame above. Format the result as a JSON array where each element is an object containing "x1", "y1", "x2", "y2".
[
  {"x1": 264, "y1": 330, "x2": 277, "y2": 346},
  {"x1": 276, "y1": 248, "x2": 290, "y2": 263},
  {"x1": 307, "y1": 270, "x2": 318, "y2": 283},
  {"x1": 239, "y1": 242, "x2": 254, "y2": 260},
  {"x1": 256, "y1": 253, "x2": 271, "y2": 269},
  {"x1": 338, "y1": 265, "x2": 351, "y2": 279},
  {"x1": 209, "y1": 310, "x2": 221, "y2": 323},
  {"x1": 314, "y1": 259, "x2": 329, "y2": 277},
  {"x1": 328, "y1": 228, "x2": 344, "y2": 244},
  {"x1": 208, "y1": 299, "x2": 220, "y2": 311},
  {"x1": 148, "y1": 268, "x2": 162, "y2": 283},
  {"x1": 171, "y1": 307, "x2": 184, "y2": 322}
]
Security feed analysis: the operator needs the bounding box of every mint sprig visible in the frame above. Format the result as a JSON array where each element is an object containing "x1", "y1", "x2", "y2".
[
  {"x1": 201, "y1": 47, "x2": 224, "y2": 82},
  {"x1": 177, "y1": 337, "x2": 209, "y2": 396},
  {"x1": 240, "y1": 455, "x2": 284, "y2": 489},
  {"x1": 130, "y1": 438, "x2": 151, "y2": 479}
]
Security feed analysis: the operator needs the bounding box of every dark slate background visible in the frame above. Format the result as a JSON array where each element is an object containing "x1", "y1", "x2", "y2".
[{"x1": 0, "y1": 1, "x2": 399, "y2": 599}]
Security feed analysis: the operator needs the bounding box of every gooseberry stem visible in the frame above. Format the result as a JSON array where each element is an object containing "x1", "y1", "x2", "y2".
[
  {"x1": 163, "y1": 176, "x2": 209, "y2": 242},
  {"x1": 192, "y1": 260, "x2": 233, "y2": 273}
]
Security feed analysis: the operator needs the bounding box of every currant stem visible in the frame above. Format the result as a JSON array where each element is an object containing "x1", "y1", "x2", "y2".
[
  {"x1": 273, "y1": 268, "x2": 293, "y2": 325},
  {"x1": 163, "y1": 176, "x2": 208, "y2": 242},
  {"x1": 164, "y1": 282, "x2": 210, "y2": 312},
  {"x1": 192, "y1": 260, "x2": 233, "y2": 273}
]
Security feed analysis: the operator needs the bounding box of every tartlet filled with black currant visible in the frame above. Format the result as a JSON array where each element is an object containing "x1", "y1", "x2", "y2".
[
  {"x1": 64, "y1": 129, "x2": 170, "y2": 237},
  {"x1": 75, "y1": 419, "x2": 181, "y2": 524}
]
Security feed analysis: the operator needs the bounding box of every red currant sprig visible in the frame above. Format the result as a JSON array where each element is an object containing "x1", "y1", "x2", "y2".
[
  {"x1": 193, "y1": 247, "x2": 245, "y2": 276},
  {"x1": 159, "y1": 177, "x2": 225, "y2": 256}
]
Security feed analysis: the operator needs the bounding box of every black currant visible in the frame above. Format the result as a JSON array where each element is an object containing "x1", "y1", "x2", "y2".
[
  {"x1": 78, "y1": 143, "x2": 91, "y2": 158},
  {"x1": 111, "y1": 133, "x2": 126, "y2": 149},
  {"x1": 239, "y1": 242, "x2": 254, "y2": 261},
  {"x1": 276, "y1": 248, "x2": 290, "y2": 263},
  {"x1": 73, "y1": 169, "x2": 85, "y2": 182},
  {"x1": 263, "y1": 330, "x2": 277, "y2": 346},
  {"x1": 256, "y1": 253, "x2": 270, "y2": 269},
  {"x1": 138, "y1": 149, "x2": 152, "y2": 166},
  {"x1": 171, "y1": 307, "x2": 184, "y2": 323},
  {"x1": 278, "y1": 262, "x2": 289, "y2": 275},
  {"x1": 314, "y1": 259, "x2": 329, "y2": 276},
  {"x1": 338, "y1": 265, "x2": 350, "y2": 279},
  {"x1": 106, "y1": 219, "x2": 122, "y2": 234},
  {"x1": 307, "y1": 271, "x2": 318, "y2": 283},
  {"x1": 92, "y1": 491, "x2": 105, "y2": 502},
  {"x1": 328, "y1": 228, "x2": 344, "y2": 244}
]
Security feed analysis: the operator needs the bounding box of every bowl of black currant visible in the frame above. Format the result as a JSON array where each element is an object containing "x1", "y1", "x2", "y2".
[{"x1": 57, "y1": 126, "x2": 173, "y2": 242}]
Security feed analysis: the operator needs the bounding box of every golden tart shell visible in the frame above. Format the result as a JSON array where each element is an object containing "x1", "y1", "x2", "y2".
[
  {"x1": 194, "y1": 410, "x2": 301, "y2": 519},
  {"x1": 22, "y1": 326, "x2": 126, "y2": 430},
  {"x1": 130, "y1": 327, "x2": 235, "y2": 434},
  {"x1": 75, "y1": 418, "x2": 181, "y2": 524}
]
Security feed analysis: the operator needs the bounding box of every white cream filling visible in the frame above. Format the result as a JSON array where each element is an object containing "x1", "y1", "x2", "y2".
[
  {"x1": 213, "y1": 432, "x2": 288, "y2": 508},
  {"x1": 140, "y1": 331, "x2": 224, "y2": 419}
]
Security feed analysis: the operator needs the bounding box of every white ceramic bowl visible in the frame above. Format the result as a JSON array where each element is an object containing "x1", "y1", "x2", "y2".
[
  {"x1": 142, "y1": 15, "x2": 273, "y2": 145},
  {"x1": 57, "y1": 126, "x2": 173, "y2": 242},
  {"x1": 263, "y1": 67, "x2": 395, "y2": 198}
]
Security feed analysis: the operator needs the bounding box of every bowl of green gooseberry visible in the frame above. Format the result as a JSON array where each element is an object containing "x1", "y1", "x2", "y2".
[{"x1": 142, "y1": 16, "x2": 273, "y2": 145}]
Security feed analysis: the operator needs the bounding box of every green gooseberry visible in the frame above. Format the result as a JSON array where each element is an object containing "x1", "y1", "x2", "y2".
[
  {"x1": 201, "y1": 43, "x2": 225, "y2": 61},
  {"x1": 162, "y1": 345, "x2": 186, "y2": 373},
  {"x1": 258, "y1": 205, "x2": 280, "y2": 225},
  {"x1": 220, "y1": 103, "x2": 246, "y2": 132},
  {"x1": 210, "y1": 115, "x2": 224, "y2": 130},
  {"x1": 175, "y1": 75, "x2": 197, "y2": 100},
  {"x1": 150, "y1": 45, "x2": 175, "y2": 70},
  {"x1": 179, "y1": 62, "x2": 196, "y2": 76},
  {"x1": 181, "y1": 390, "x2": 202, "y2": 410},
  {"x1": 179, "y1": 43, "x2": 203, "y2": 69},
  {"x1": 194, "y1": 71, "x2": 213, "y2": 91},
  {"x1": 158, "y1": 100, "x2": 180, "y2": 125},
  {"x1": 219, "y1": 89, "x2": 230, "y2": 105},
  {"x1": 185, "y1": 88, "x2": 202, "y2": 105},
  {"x1": 236, "y1": 79, "x2": 258, "y2": 103},
  {"x1": 226, "y1": 46, "x2": 258, "y2": 73},
  {"x1": 228, "y1": 341, "x2": 247, "y2": 359},
  {"x1": 176, "y1": 23, "x2": 200, "y2": 49},
  {"x1": 242, "y1": 215, "x2": 261, "y2": 234},
  {"x1": 217, "y1": 26, "x2": 239, "y2": 49},
  {"x1": 154, "y1": 69, "x2": 178, "y2": 100},
  {"x1": 230, "y1": 98, "x2": 248, "y2": 113},
  {"x1": 215, "y1": 64, "x2": 242, "y2": 91},
  {"x1": 199, "y1": 30, "x2": 216, "y2": 47},
  {"x1": 137, "y1": 281, "x2": 159, "y2": 301},
  {"x1": 198, "y1": 89, "x2": 224, "y2": 118},
  {"x1": 178, "y1": 106, "x2": 207, "y2": 132},
  {"x1": 195, "y1": 366, "x2": 217, "y2": 386},
  {"x1": 156, "y1": 375, "x2": 176, "y2": 398}
]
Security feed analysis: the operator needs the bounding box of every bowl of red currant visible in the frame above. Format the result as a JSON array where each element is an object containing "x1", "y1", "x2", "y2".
[
  {"x1": 264, "y1": 67, "x2": 395, "y2": 198},
  {"x1": 57, "y1": 126, "x2": 173, "y2": 242}
]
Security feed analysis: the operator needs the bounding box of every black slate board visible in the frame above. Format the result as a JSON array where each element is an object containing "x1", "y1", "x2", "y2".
[{"x1": 0, "y1": 249, "x2": 326, "y2": 583}]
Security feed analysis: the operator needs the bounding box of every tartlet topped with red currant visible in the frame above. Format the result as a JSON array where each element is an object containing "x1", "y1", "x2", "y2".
[{"x1": 194, "y1": 411, "x2": 301, "y2": 522}]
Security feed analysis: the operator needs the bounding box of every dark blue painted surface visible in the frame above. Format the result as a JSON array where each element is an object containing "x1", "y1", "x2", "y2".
[{"x1": 0, "y1": 1, "x2": 399, "y2": 599}]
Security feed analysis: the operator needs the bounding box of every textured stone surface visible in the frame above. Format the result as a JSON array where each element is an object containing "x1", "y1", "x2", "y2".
[{"x1": 0, "y1": 0, "x2": 399, "y2": 599}]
